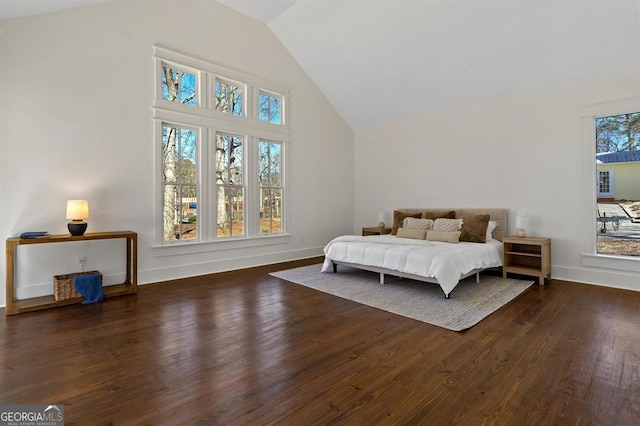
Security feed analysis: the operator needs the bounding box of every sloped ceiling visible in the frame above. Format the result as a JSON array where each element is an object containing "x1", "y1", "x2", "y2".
[
  {"x1": 222, "y1": 0, "x2": 640, "y2": 130},
  {"x1": 3, "y1": 0, "x2": 640, "y2": 130}
]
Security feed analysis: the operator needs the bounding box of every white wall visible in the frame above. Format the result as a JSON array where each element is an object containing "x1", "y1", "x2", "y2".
[
  {"x1": 0, "y1": 0, "x2": 354, "y2": 305},
  {"x1": 354, "y1": 69, "x2": 640, "y2": 291}
]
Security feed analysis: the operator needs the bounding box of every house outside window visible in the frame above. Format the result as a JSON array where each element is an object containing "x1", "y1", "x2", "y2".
[
  {"x1": 596, "y1": 169, "x2": 613, "y2": 198},
  {"x1": 153, "y1": 46, "x2": 290, "y2": 246}
]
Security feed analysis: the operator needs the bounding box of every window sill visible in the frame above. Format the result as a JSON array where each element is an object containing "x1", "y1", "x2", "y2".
[
  {"x1": 152, "y1": 234, "x2": 291, "y2": 257},
  {"x1": 581, "y1": 253, "x2": 640, "y2": 273}
]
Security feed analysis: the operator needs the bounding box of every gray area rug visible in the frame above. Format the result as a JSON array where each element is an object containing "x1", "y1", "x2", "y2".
[{"x1": 270, "y1": 264, "x2": 534, "y2": 331}]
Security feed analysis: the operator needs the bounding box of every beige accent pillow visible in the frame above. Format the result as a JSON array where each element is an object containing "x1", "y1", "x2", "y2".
[
  {"x1": 433, "y1": 218, "x2": 463, "y2": 232},
  {"x1": 396, "y1": 227, "x2": 427, "y2": 240},
  {"x1": 391, "y1": 210, "x2": 422, "y2": 235},
  {"x1": 424, "y1": 210, "x2": 456, "y2": 220},
  {"x1": 426, "y1": 230, "x2": 461, "y2": 243},
  {"x1": 403, "y1": 217, "x2": 434, "y2": 230},
  {"x1": 459, "y1": 214, "x2": 490, "y2": 243}
]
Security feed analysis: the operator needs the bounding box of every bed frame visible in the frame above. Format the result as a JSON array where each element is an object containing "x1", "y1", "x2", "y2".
[{"x1": 331, "y1": 208, "x2": 508, "y2": 298}]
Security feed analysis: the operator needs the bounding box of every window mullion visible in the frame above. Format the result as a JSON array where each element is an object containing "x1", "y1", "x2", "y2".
[{"x1": 245, "y1": 136, "x2": 259, "y2": 237}]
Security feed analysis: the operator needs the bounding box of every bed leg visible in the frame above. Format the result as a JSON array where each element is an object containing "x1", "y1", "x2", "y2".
[
  {"x1": 476, "y1": 272, "x2": 480, "y2": 284},
  {"x1": 332, "y1": 262, "x2": 337, "y2": 273},
  {"x1": 380, "y1": 273, "x2": 385, "y2": 285}
]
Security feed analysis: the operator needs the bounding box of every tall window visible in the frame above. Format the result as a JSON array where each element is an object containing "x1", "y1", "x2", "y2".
[
  {"x1": 162, "y1": 124, "x2": 198, "y2": 241},
  {"x1": 153, "y1": 46, "x2": 289, "y2": 245},
  {"x1": 216, "y1": 133, "x2": 244, "y2": 237},
  {"x1": 594, "y1": 111, "x2": 640, "y2": 256},
  {"x1": 259, "y1": 140, "x2": 283, "y2": 234}
]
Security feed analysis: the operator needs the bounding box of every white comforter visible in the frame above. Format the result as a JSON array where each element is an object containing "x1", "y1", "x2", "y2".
[{"x1": 321, "y1": 235, "x2": 503, "y2": 296}]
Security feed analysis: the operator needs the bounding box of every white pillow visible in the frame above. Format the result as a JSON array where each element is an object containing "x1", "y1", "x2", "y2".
[
  {"x1": 433, "y1": 218, "x2": 463, "y2": 232},
  {"x1": 426, "y1": 230, "x2": 461, "y2": 243},
  {"x1": 486, "y1": 220, "x2": 498, "y2": 242},
  {"x1": 396, "y1": 227, "x2": 427, "y2": 240},
  {"x1": 403, "y1": 217, "x2": 434, "y2": 230}
]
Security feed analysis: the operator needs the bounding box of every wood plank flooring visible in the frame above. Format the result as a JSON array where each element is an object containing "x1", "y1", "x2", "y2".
[{"x1": 1, "y1": 257, "x2": 640, "y2": 425}]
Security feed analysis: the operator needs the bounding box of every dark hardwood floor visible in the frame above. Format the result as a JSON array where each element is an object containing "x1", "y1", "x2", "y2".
[{"x1": 2, "y1": 257, "x2": 640, "y2": 425}]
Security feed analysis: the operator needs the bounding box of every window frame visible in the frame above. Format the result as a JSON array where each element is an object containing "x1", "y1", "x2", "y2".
[
  {"x1": 152, "y1": 45, "x2": 291, "y2": 251},
  {"x1": 580, "y1": 95, "x2": 640, "y2": 271}
]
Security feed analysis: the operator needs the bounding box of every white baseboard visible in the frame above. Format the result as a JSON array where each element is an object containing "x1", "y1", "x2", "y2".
[
  {"x1": 5, "y1": 246, "x2": 325, "y2": 306},
  {"x1": 552, "y1": 265, "x2": 640, "y2": 292}
]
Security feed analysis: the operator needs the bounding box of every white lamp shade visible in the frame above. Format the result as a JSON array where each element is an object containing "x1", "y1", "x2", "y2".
[
  {"x1": 66, "y1": 200, "x2": 89, "y2": 220},
  {"x1": 378, "y1": 212, "x2": 385, "y2": 222},
  {"x1": 515, "y1": 211, "x2": 528, "y2": 229}
]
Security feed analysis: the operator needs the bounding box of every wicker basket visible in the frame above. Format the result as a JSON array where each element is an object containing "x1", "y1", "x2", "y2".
[{"x1": 53, "y1": 270, "x2": 102, "y2": 301}]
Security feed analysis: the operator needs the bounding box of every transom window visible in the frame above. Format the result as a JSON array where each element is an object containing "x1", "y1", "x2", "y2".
[
  {"x1": 215, "y1": 78, "x2": 244, "y2": 116},
  {"x1": 258, "y1": 90, "x2": 283, "y2": 125},
  {"x1": 153, "y1": 46, "x2": 289, "y2": 246},
  {"x1": 161, "y1": 65, "x2": 197, "y2": 106}
]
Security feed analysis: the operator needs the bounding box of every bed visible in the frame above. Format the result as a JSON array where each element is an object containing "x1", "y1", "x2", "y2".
[{"x1": 321, "y1": 208, "x2": 507, "y2": 298}]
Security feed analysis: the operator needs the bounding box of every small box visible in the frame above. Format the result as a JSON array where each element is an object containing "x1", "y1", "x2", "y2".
[{"x1": 53, "y1": 270, "x2": 102, "y2": 301}]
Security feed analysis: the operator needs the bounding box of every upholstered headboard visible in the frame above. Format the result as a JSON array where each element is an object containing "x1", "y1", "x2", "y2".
[{"x1": 396, "y1": 208, "x2": 507, "y2": 242}]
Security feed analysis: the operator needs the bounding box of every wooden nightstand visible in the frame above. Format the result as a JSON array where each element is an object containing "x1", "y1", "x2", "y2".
[
  {"x1": 502, "y1": 236, "x2": 551, "y2": 285},
  {"x1": 362, "y1": 226, "x2": 392, "y2": 236}
]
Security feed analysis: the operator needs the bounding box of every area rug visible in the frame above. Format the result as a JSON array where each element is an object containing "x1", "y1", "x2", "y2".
[{"x1": 270, "y1": 264, "x2": 534, "y2": 331}]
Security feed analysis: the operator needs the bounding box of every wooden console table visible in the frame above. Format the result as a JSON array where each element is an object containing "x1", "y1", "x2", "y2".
[{"x1": 5, "y1": 231, "x2": 137, "y2": 315}]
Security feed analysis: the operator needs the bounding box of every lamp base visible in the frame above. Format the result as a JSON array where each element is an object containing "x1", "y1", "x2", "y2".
[
  {"x1": 378, "y1": 222, "x2": 385, "y2": 228},
  {"x1": 68, "y1": 220, "x2": 88, "y2": 236},
  {"x1": 516, "y1": 229, "x2": 527, "y2": 238}
]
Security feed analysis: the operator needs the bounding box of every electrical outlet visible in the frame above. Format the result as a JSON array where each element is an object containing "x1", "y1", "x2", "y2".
[{"x1": 76, "y1": 256, "x2": 86, "y2": 271}]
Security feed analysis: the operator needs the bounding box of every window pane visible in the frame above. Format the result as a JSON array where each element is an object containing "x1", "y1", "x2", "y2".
[
  {"x1": 161, "y1": 64, "x2": 196, "y2": 105},
  {"x1": 260, "y1": 188, "x2": 282, "y2": 235},
  {"x1": 215, "y1": 79, "x2": 243, "y2": 116},
  {"x1": 162, "y1": 124, "x2": 198, "y2": 241},
  {"x1": 216, "y1": 187, "x2": 244, "y2": 237},
  {"x1": 258, "y1": 90, "x2": 282, "y2": 125}
]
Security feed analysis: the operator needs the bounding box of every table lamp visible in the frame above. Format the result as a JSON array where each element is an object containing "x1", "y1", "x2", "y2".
[
  {"x1": 515, "y1": 210, "x2": 528, "y2": 238},
  {"x1": 66, "y1": 200, "x2": 89, "y2": 236}
]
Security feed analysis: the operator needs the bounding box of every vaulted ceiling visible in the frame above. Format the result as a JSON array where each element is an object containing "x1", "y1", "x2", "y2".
[{"x1": 3, "y1": 0, "x2": 640, "y2": 129}]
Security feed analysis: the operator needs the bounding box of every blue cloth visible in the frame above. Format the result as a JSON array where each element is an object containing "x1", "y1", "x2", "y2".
[{"x1": 73, "y1": 274, "x2": 104, "y2": 304}]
